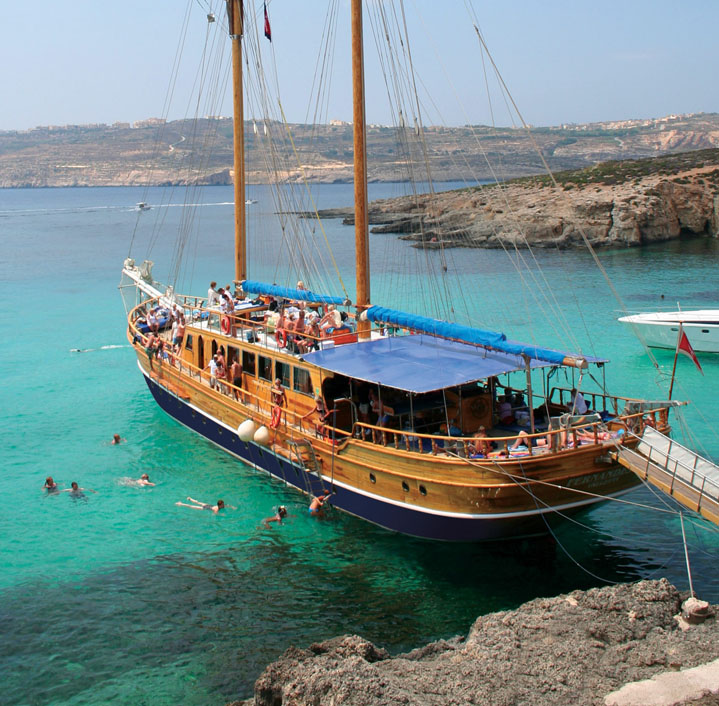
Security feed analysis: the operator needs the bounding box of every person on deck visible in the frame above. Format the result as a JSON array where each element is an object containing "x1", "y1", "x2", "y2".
[
  {"x1": 319, "y1": 305, "x2": 342, "y2": 335},
  {"x1": 497, "y1": 395, "x2": 515, "y2": 425},
  {"x1": 270, "y1": 378, "x2": 287, "y2": 429},
  {"x1": 567, "y1": 388, "x2": 588, "y2": 415},
  {"x1": 468, "y1": 426, "x2": 491, "y2": 457},
  {"x1": 207, "y1": 282, "x2": 220, "y2": 307},
  {"x1": 302, "y1": 395, "x2": 332, "y2": 438},
  {"x1": 230, "y1": 357, "x2": 243, "y2": 401}
]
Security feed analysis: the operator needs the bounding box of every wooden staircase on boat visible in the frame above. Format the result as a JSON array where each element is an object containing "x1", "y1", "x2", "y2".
[{"x1": 614, "y1": 427, "x2": 719, "y2": 526}]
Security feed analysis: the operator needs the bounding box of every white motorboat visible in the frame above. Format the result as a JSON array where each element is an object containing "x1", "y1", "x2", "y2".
[
  {"x1": 136, "y1": 202, "x2": 151, "y2": 211},
  {"x1": 619, "y1": 310, "x2": 719, "y2": 352}
]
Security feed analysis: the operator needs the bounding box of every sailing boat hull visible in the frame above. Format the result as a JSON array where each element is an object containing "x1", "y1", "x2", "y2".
[{"x1": 143, "y1": 371, "x2": 638, "y2": 542}]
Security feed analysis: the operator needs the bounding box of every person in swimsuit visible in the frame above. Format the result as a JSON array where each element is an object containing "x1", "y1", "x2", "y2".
[
  {"x1": 44, "y1": 477, "x2": 60, "y2": 494},
  {"x1": 63, "y1": 481, "x2": 97, "y2": 500},
  {"x1": 136, "y1": 473, "x2": 155, "y2": 487},
  {"x1": 175, "y1": 496, "x2": 228, "y2": 513},
  {"x1": 263, "y1": 505, "x2": 288, "y2": 528},
  {"x1": 309, "y1": 490, "x2": 331, "y2": 516},
  {"x1": 111, "y1": 434, "x2": 126, "y2": 445}
]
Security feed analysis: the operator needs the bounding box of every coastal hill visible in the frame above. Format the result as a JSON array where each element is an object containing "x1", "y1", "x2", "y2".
[
  {"x1": 1, "y1": 112, "x2": 719, "y2": 188},
  {"x1": 318, "y1": 148, "x2": 719, "y2": 249}
]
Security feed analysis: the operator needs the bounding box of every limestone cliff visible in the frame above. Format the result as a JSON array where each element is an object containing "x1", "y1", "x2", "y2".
[{"x1": 323, "y1": 151, "x2": 719, "y2": 249}]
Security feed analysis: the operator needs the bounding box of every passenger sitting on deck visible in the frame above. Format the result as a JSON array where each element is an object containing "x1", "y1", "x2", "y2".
[
  {"x1": 567, "y1": 388, "x2": 588, "y2": 415},
  {"x1": 497, "y1": 395, "x2": 515, "y2": 425},
  {"x1": 439, "y1": 418, "x2": 462, "y2": 437},
  {"x1": 510, "y1": 430, "x2": 532, "y2": 452},
  {"x1": 468, "y1": 426, "x2": 491, "y2": 457},
  {"x1": 573, "y1": 426, "x2": 625, "y2": 444},
  {"x1": 302, "y1": 395, "x2": 332, "y2": 438},
  {"x1": 319, "y1": 305, "x2": 342, "y2": 334},
  {"x1": 297, "y1": 320, "x2": 320, "y2": 354}
]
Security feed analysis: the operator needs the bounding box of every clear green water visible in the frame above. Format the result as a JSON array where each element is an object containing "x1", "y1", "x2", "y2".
[{"x1": 1, "y1": 185, "x2": 718, "y2": 705}]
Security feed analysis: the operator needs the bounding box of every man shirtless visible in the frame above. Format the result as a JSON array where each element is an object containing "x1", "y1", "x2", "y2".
[
  {"x1": 229, "y1": 357, "x2": 243, "y2": 401},
  {"x1": 309, "y1": 489, "x2": 332, "y2": 516}
]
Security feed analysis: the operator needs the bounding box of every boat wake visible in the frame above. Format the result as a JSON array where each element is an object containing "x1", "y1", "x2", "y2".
[{"x1": 70, "y1": 344, "x2": 129, "y2": 353}]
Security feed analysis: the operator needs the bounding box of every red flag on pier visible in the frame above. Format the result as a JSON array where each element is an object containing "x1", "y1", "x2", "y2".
[
  {"x1": 264, "y1": 2, "x2": 272, "y2": 41},
  {"x1": 677, "y1": 328, "x2": 703, "y2": 375}
]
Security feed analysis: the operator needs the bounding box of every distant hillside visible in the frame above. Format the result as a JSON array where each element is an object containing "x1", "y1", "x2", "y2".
[{"x1": 1, "y1": 113, "x2": 718, "y2": 187}]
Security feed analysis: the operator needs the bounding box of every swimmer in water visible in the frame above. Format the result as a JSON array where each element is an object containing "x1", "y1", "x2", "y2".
[
  {"x1": 63, "y1": 481, "x2": 97, "y2": 499},
  {"x1": 136, "y1": 473, "x2": 155, "y2": 487},
  {"x1": 111, "y1": 434, "x2": 126, "y2": 445},
  {"x1": 43, "y1": 477, "x2": 60, "y2": 494},
  {"x1": 263, "y1": 505, "x2": 288, "y2": 528},
  {"x1": 309, "y1": 490, "x2": 332, "y2": 516},
  {"x1": 174, "y1": 496, "x2": 232, "y2": 513}
]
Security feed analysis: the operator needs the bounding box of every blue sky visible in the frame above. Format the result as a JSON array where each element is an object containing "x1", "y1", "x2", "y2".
[{"x1": 1, "y1": 0, "x2": 717, "y2": 131}]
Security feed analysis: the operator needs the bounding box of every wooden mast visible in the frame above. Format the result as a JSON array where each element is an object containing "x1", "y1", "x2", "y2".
[
  {"x1": 351, "y1": 0, "x2": 371, "y2": 339},
  {"x1": 227, "y1": 0, "x2": 247, "y2": 282}
]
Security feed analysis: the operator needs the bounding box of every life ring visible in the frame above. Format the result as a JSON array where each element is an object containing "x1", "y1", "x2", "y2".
[
  {"x1": 270, "y1": 405, "x2": 283, "y2": 429},
  {"x1": 277, "y1": 328, "x2": 288, "y2": 348},
  {"x1": 220, "y1": 315, "x2": 231, "y2": 334}
]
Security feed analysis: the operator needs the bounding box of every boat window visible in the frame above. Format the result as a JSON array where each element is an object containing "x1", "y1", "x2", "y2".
[
  {"x1": 293, "y1": 367, "x2": 312, "y2": 395},
  {"x1": 275, "y1": 361, "x2": 291, "y2": 388},
  {"x1": 258, "y1": 355, "x2": 273, "y2": 382},
  {"x1": 242, "y1": 350, "x2": 256, "y2": 376},
  {"x1": 185, "y1": 334, "x2": 193, "y2": 351}
]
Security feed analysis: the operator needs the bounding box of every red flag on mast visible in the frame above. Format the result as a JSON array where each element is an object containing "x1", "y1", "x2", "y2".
[
  {"x1": 677, "y1": 327, "x2": 703, "y2": 375},
  {"x1": 264, "y1": 2, "x2": 272, "y2": 41}
]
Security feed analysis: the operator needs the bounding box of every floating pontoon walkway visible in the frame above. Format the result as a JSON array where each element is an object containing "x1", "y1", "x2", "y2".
[{"x1": 615, "y1": 427, "x2": 719, "y2": 526}]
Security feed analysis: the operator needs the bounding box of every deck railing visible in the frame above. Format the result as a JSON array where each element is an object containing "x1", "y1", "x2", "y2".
[{"x1": 129, "y1": 299, "x2": 669, "y2": 460}]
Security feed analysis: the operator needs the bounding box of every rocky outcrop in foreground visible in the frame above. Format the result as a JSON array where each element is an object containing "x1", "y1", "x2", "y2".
[
  {"x1": 232, "y1": 580, "x2": 719, "y2": 706},
  {"x1": 318, "y1": 155, "x2": 719, "y2": 249}
]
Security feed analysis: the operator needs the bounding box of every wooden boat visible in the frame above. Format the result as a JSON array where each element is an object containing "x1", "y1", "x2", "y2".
[
  {"x1": 619, "y1": 310, "x2": 719, "y2": 353},
  {"x1": 120, "y1": 1, "x2": 678, "y2": 541}
]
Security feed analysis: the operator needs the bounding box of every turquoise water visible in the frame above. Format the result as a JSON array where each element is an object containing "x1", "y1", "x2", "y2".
[{"x1": 1, "y1": 185, "x2": 718, "y2": 705}]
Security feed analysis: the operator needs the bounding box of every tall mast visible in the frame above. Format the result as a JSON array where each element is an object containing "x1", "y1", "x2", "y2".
[
  {"x1": 227, "y1": 0, "x2": 247, "y2": 282},
  {"x1": 351, "y1": 0, "x2": 371, "y2": 339}
]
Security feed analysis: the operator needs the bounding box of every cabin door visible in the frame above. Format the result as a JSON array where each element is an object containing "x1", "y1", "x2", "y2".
[{"x1": 198, "y1": 336, "x2": 205, "y2": 369}]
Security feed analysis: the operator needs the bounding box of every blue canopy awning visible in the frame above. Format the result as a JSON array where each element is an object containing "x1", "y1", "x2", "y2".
[
  {"x1": 302, "y1": 334, "x2": 553, "y2": 393},
  {"x1": 366, "y1": 305, "x2": 586, "y2": 366},
  {"x1": 241, "y1": 280, "x2": 347, "y2": 306}
]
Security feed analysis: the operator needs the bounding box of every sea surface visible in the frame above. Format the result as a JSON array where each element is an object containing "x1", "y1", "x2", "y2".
[{"x1": 1, "y1": 184, "x2": 719, "y2": 705}]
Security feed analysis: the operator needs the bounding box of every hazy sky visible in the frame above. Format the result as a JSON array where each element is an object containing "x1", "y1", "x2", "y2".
[{"x1": 1, "y1": 0, "x2": 717, "y2": 131}]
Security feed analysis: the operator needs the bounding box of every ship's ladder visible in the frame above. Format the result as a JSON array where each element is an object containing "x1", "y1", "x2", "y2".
[
  {"x1": 614, "y1": 427, "x2": 719, "y2": 526},
  {"x1": 287, "y1": 439, "x2": 326, "y2": 496}
]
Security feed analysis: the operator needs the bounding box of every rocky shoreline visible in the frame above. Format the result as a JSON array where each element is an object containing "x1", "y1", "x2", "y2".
[
  {"x1": 313, "y1": 154, "x2": 719, "y2": 250},
  {"x1": 231, "y1": 580, "x2": 719, "y2": 706}
]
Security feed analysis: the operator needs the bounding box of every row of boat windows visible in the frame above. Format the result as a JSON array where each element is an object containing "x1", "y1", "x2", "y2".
[
  {"x1": 369, "y1": 473, "x2": 427, "y2": 496},
  {"x1": 186, "y1": 335, "x2": 313, "y2": 396},
  {"x1": 669, "y1": 327, "x2": 712, "y2": 333}
]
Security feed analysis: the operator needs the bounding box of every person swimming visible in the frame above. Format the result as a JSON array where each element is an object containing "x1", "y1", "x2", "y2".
[
  {"x1": 309, "y1": 490, "x2": 332, "y2": 516},
  {"x1": 63, "y1": 481, "x2": 97, "y2": 500},
  {"x1": 43, "y1": 477, "x2": 60, "y2": 494},
  {"x1": 174, "y1": 496, "x2": 230, "y2": 513},
  {"x1": 263, "y1": 505, "x2": 288, "y2": 528},
  {"x1": 136, "y1": 473, "x2": 155, "y2": 487}
]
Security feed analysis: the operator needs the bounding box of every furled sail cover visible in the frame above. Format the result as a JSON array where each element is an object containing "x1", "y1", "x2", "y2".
[
  {"x1": 366, "y1": 306, "x2": 574, "y2": 366},
  {"x1": 241, "y1": 280, "x2": 347, "y2": 306}
]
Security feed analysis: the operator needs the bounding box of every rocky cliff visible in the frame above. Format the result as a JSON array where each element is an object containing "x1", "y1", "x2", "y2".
[
  {"x1": 231, "y1": 580, "x2": 719, "y2": 706},
  {"x1": 320, "y1": 150, "x2": 719, "y2": 249}
]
